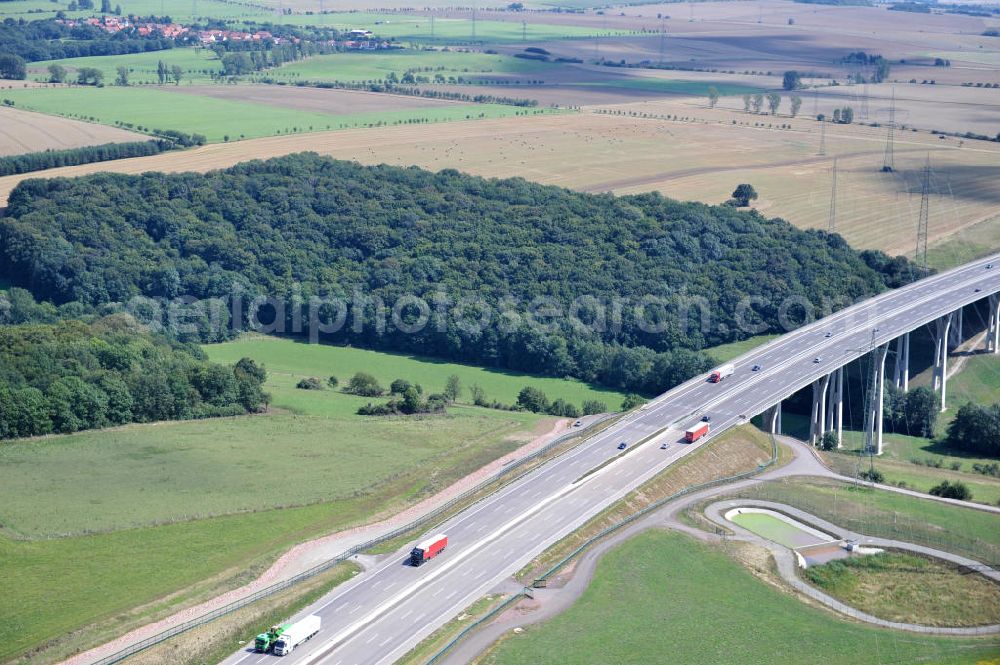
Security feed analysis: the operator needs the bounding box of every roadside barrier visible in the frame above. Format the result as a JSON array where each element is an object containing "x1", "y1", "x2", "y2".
[
  {"x1": 418, "y1": 432, "x2": 779, "y2": 664},
  {"x1": 89, "y1": 415, "x2": 614, "y2": 665}
]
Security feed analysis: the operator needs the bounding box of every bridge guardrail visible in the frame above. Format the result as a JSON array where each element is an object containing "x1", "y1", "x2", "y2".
[
  {"x1": 418, "y1": 431, "x2": 779, "y2": 665},
  {"x1": 89, "y1": 414, "x2": 616, "y2": 665}
]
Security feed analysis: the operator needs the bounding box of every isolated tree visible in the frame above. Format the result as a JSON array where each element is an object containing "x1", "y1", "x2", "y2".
[
  {"x1": 469, "y1": 383, "x2": 487, "y2": 406},
  {"x1": 327, "y1": 375, "x2": 338, "y2": 388},
  {"x1": 767, "y1": 92, "x2": 781, "y2": 115},
  {"x1": 707, "y1": 86, "x2": 720, "y2": 108},
  {"x1": 751, "y1": 93, "x2": 764, "y2": 114},
  {"x1": 517, "y1": 386, "x2": 549, "y2": 413},
  {"x1": 731, "y1": 183, "x2": 759, "y2": 206},
  {"x1": 840, "y1": 106, "x2": 854, "y2": 124},
  {"x1": 101, "y1": 0, "x2": 111, "y2": 12},
  {"x1": 347, "y1": 372, "x2": 383, "y2": 397},
  {"x1": 157, "y1": 60, "x2": 168, "y2": 85},
  {"x1": 47, "y1": 64, "x2": 67, "y2": 83},
  {"x1": 782, "y1": 70, "x2": 801, "y2": 90},
  {"x1": 170, "y1": 65, "x2": 184, "y2": 85},
  {"x1": 76, "y1": 67, "x2": 103, "y2": 85},
  {"x1": 832, "y1": 108, "x2": 841, "y2": 123},
  {"x1": 401, "y1": 386, "x2": 423, "y2": 414},
  {"x1": 390, "y1": 378, "x2": 412, "y2": 394},
  {"x1": 115, "y1": 66, "x2": 129, "y2": 87},
  {"x1": 621, "y1": 394, "x2": 644, "y2": 411},
  {"x1": 0, "y1": 53, "x2": 27, "y2": 80},
  {"x1": 742, "y1": 93, "x2": 752, "y2": 113},
  {"x1": 444, "y1": 374, "x2": 461, "y2": 402},
  {"x1": 820, "y1": 431, "x2": 837, "y2": 451},
  {"x1": 790, "y1": 94, "x2": 802, "y2": 117}
]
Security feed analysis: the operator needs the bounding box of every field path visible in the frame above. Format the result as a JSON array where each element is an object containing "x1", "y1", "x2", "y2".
[
  {"x1": 58, "y1": 417, "x2": 577, "y2": 665},
  {"x1": 440, "y1": 435, "x2": 1000, "y2": 664}
]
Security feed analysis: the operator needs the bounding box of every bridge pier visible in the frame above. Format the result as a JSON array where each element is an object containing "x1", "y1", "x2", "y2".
[
  {"x1": 892, "y1": 332, "x2": 909, "y2": 392},
  {"x1": 824, "y1": 366, "x2": 844, "y2": 448},
  {"x1": 809, "y1": 374, "x2": 830, "y2": 446},
  {"x1": 764, "y1": 402, "x2": 782, "y2": 435},
  {"x1": 948, "y1": 307, "x2": 964, "y2": 350},
  {"x1": 932, "y1": 312, "x2": 954, "y2": 412},
  {"x1": 864, "y1": 344, "x2": 889, "y2": 455},
  {"x1": 988, "y1": 294, "x2": 1000, "y2": 354}
]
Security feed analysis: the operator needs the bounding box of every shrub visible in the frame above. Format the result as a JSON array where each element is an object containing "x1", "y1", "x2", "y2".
[
  {"x1": 296, "y1": 377, "x2": 324, "y2": 390},
  {"x1": 928, "y1": 480, "x2": 972, "y2": 501}
]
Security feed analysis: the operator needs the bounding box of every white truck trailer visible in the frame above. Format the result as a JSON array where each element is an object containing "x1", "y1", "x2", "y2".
[{"x1": 273, "y1": 614, "x2": 321, "y2": 656}]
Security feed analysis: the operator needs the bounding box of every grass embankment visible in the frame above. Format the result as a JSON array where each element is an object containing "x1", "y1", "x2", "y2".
[
  {"x1": 125, "y1": 562, "x2": 360, "y2": 665},
  {"x1": 804, "y1": 551, "x2": 1000, "y2": 628},
  {"x1": 480, "y1": 531, "x2": 1000, "y2": 665},
  {"x1": 704, "y1": 333, "x2": 778, "y2": 364},
  {"x1": 719, "y1": 478, "x2": 1000, "y2": 566},
  {"x1": 926, "y1": 216, "x2": 1000, "y2": 270},
  {"x1": 0, "y1": 87, "x2": 547, "y2": 143},
  {"x1": 1, "y1": 336, "x2": 608, "y2": 663},
  {"x1": 517, "y1": 424, "x2": 774, "y2": 583},
  {"x1": 398, "y1": 594, "x2": 511, "y2": 665}
]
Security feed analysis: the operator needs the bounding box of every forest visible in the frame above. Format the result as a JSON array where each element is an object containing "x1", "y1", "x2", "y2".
[
  {"x1": 0, "y1": 18, "x2": 175, "y2": 62},
  {"x1": 0, "y1": 315, "x2": 267, "y2": 440},
  {"x1": 0, "y1": 153, "x2": 912, "y2": 394}
]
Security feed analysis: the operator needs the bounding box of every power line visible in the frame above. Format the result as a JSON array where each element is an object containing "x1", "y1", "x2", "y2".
[
  {"x1": 828, "y1": 157, "x2": 838, "y2": 233},
  {"x1": 916, "y1": 154, "x2": 931, "y2": 269},
  {"x1": 881, "y1": 87, "x2": 896, "y2": 172},
  {"x1": 818, "y1": 117, "x2": 827, "y2": 156},
  {"x1": 658, "y1": 19, "x2": 666, "y2": 66}
]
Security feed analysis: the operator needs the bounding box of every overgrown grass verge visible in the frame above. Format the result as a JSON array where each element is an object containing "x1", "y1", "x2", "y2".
[
  {"x1": 802, "y1": 551, "x2": 1000, "y2": 627},
  {"x1": 364, "y1": 415, "x2": 622, "y2": 557},
  {"x1": 121, "y1": 562, "x2": 360, "y2": 665},
  {"x1": 708, "y1": 478, "x2": 1000, "y2": 566},
  {"x1": 397, "y1": 594, "x2": 510, "y2": 665},
  {"x1": 516, "y1": 425, "x2": 775, "y2": 583}
]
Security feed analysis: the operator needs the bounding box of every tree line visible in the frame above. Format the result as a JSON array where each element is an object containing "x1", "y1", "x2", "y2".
[
  {"x1": 0, "y1": 140, "x2": 175, "y2": 177},
  {"x1": 0, "y1": 316, "x2": 268, "y2": 440},
  {"x1": 0, "y1": 154, "x2": 910, "y2": 395}
]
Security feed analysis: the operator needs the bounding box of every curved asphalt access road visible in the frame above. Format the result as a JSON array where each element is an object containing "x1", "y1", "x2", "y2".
[{"x1": 219, "y1": 255, "x2": 1000, "y2": 665}]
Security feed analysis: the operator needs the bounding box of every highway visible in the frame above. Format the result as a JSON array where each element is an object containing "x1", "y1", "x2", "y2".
[{"x1": 220, "y1": 255, "x2": 1000, "y2": 665}]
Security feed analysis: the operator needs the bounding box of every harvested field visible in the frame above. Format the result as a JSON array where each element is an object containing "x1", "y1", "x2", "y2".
[
  {"x1": 0, "y1": 105, "x2": 146, "y2": 156},
  {"x1": 1, "y1": 106, "x2": 995, "y2": 259},
  {"x1": 710, "y1": 81, "x2": 1000, "y2": 136},
  {"x1": 164, "y1": 84, "x2": 462, "y2": 114}
]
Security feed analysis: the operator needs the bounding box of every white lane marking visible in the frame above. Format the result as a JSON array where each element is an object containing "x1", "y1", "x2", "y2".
[
  {"x1": 365, "y1": 633, "x2": 379, "y2": 645},
  {"x1": 400, "y1": 609, "x2": 413, "y2": 620},
  {"x1": 380, "y1": 636, "x2": 394, "y2": 647},
  {"x1": 231, "y1": 654, "x2": 252, "y2": 665},
  {"x1": 297, "y1": 475, "x2": 596, "y2": 665}
]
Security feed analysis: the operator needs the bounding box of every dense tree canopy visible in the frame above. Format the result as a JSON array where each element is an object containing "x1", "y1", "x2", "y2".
[
  {"x1": 1, "y1": 154, "x2": 909, "y2": 394},
  {"x1": 945, "y1": 402, "x2": 1000, "y2": 457},
  {"x1": 0, "y1": 316, "x2": 267, "y2": 440},
  {"x1": 0, "y1": 18, "x2": 174, "y2": 62}
]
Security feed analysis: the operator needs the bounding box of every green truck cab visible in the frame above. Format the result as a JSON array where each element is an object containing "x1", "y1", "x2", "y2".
[{"x1": 254, "y1": 623, "x2": 290, "y2": 652}]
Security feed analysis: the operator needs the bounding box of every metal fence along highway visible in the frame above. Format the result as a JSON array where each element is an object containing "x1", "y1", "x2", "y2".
[{"x1": 89, "y1": 416, "x2": 614, "y2": 665}]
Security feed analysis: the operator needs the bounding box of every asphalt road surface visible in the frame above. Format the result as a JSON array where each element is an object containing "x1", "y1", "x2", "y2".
[{"x1": 221, "y1": 255, "x2": 1000, "y2": 665}]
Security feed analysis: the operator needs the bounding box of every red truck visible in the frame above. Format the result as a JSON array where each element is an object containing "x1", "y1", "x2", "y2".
[
  {"x1": 685, "y1": 422, "x2": 709, "y2": 443},
  {"x1": 410, "y1": 533, "x2": 448, "y2": 566}
]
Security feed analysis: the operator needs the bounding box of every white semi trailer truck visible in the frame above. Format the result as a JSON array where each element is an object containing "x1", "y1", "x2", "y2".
[{"x1": 273, "y1": 614, "x2": 322, "y2": 656}]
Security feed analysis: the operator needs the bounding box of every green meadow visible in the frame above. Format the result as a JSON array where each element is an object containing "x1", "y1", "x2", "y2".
[
  {"x1": 485, "y1": 530, "x2": 1000, "y2": 665},
  {"x1": 0, "y1": 86, "x2": 544, "y2": 142}
]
